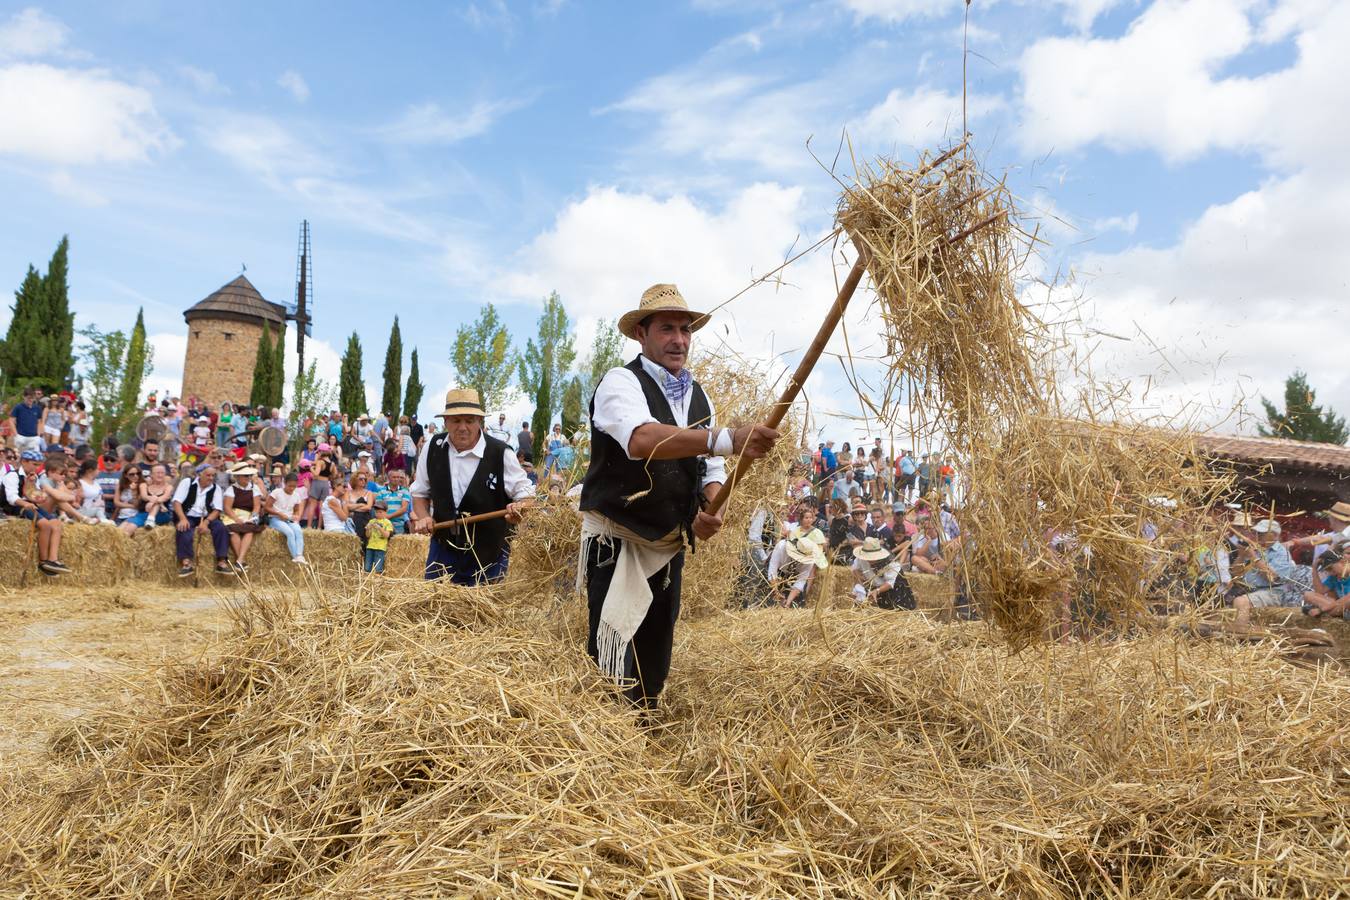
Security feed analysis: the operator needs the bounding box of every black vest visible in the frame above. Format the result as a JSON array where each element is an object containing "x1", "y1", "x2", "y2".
[
  {"x1": 580, "y1": 357, "x2": 710, "y2": 545},
  {"x1": 426, "y1": 432, "x2": 512, "y2": 563},
  {"x1": 0, "y1": 468, "x2": 24, "y2": 515},
  {"x1": 181, "y1": 480, "x2": 217, "y2": 517}
]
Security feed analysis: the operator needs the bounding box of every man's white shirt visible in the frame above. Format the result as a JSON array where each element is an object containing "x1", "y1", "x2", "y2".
[
  {"x1": 590, "y1": 355, "x2": 726, "y2": 488},
  {"x1": 172, "y1": 477, "x2": 223, "y2": 518}
]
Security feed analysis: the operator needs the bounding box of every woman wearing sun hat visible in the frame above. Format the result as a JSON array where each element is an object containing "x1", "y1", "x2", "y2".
[
  {"x1": 578, "y1": 283, "x2": 779, "y2": 711},
  {"x1": 767, "y1": 533, "x2": 828, "y2": 607},
  {"x1": 409, "y1": 388, "x2": 535, "y2": 584}
]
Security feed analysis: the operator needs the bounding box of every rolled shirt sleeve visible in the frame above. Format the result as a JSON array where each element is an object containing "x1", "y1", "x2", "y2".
[
  {"x1": 502, "y1": 447, "x2": 534, "y2": 500},
  {"x1": 409, "y1": 438, "x2": 434, "y2": 499}
]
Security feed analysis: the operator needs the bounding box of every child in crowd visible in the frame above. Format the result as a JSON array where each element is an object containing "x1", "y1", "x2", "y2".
[{"x1": 364, "y1": 500, "x2": 394, "y2": 573}]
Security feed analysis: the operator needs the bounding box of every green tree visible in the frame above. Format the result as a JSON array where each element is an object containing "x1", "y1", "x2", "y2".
[
  {"x1": 517, "y1": 291, "x2": 576, "y2": 437},
  {"x1": 249, "y1": 321, "x2": 276, "y2": 408},
  {"x1": 287, "y1": 360, "x2": 339, "y2": 457},
  {"x1": 116, "y1": 307, "x2": 153, "y2": 433},
  {"x1": 403, "y1": 347, "x2": 424, "y2": 420},
  {"x1": 579, "y1": 317, "x2": 626, "y2": 401},
  {"x1": 530, "y1": 363, "x2": 551, "y2": 462},
  {"x1": 1259, "y1": 371, "x2": 1348, "y2": 444},
  {"x1": 381, "y1": 316, "x2": 403, "y2": 420},
  {"x1": 338, "y1": 331, "x2": 367, "y2": 418},
  {"x1": 452, "y1": 303, "x2": 514, "y2": 412},
  {"x1": 270, "y1": 324, "x2": 287, "y2": 408},
  {"x1": 77, "y1": 325, "x2": 128, "y2": 443},
  {"x1": 1, "y1": 237, "x2": 76, "y2": 391},
  {"x1": 561, "y1": 376, "x2": 582, "y2": 439}
]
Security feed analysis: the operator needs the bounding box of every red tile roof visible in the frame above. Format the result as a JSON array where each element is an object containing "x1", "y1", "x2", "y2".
[{"x1": 1190, "y1": 432, "x2": 1350, "y2": 474}]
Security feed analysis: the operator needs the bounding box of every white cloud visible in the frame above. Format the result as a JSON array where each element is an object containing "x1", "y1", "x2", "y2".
[
  {"x1": 840, "y1": 0, "x2": 1128, "y2": 30},
  {"x1": 277, "y1": 69, "x2": 310, "y2": 102},
  {"x1": 1018, "y1": 0, "x2": 1350, "y2": 168},
  {"x1": 852, "y1": 86, "x2": 1002, "y2": 150},
  {"x1": 46, "y1": 170, "x2": 107, "y2": 206},
  {"x1": 0, "y1": 63, "x2": 175, "y2": 164},
  {"x1": 378, "y1": 98, "x2": 524, "y2": 145},
  {"x1": 178, "y1": 64, "x2": 229, "y2": 95},
  {"x1": 0, "y1": 7, "x2": 69, "y2": 60}
]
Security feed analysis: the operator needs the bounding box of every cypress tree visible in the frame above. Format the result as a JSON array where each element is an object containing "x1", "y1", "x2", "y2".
[
  {"x1": 338, "y1": 331, "x2": 367, "y2": 418},
  {"x1": 382, "y1": 316, "x2": 403, "y2": 420},
  {"x1": 561, "y1": 376, "x2": 582, "y2": 439},
  {"x1": 0, "y1": 266, "x2": 44, "y2": 388},
  {"x1": 270, "y1": 324, "x2": 287, "y2": 408},
  {"x1": 250, "y1": 321, "x2": 275, "y2": 408},
  {"x1": 117, "y1": 308, "x2": 150, "y2": 428},
  {"x1": 531, "y1": 359, "x2": 551, "y2": 463},
  {"x1": 41, "y1": 235, "x2": 75, "y2": 388},
  {"x1": 403, "y1": 348, "x2": 424, "y2": 420}
]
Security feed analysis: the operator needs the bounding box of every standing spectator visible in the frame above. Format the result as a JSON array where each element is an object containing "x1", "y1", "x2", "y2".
[
  {"x1": 171, "y1": 464, "x2": 233, "y2": 577},
  {"x1": 222, "y1": 464, "x2": 263, "y2": 570},
  {"x1": 382, "y1": 435, "x2": 405, "y2": 474},
  {"x1": 42, "y1": 396, "x2": 67, "y2": 449},
  {"x1": 831, "y1": 470, "x2": 863, "y2": 504},
  {"x1": 216, "y1": 403, "x2": 234, "y2": 447},
  {"x1": 897, "y1": 450, "x2": 917, "y2": 503},
  {"x1": 377, "y1": 469, "x2": 412, "y2": 534},
  {"x1": 917, "y1": 453, "x2": 932, "y2": 498},
  {"x1": 517, "y1": 420, "x2": 533, "y2": 456},
  {"x1": 0, "y1": 402, "x2": 13, "y2": 450},
  {"x1": 869, "y1": 447, "x2": 887, "y2": 502},
  {"x1": 364, "y1": 501, "x2": 394, "y2": 573},
  {"x1": 67, "y1": 401, "x2": 91, "y2": 450},
  {"x1": 399, "y1": 421, "x2": 417, "y2": 474},
  {"x1": 408, "y1": 413, "x2": 424, "y2": 450},
  {"x1": 352, "y1": 450, "x2": 376, "y2": 480},
  {"x1": 2, "y1": 450, "x2": 68, "y2": 575},
  {"x1": 486, "y1": 413, "x2": 513, "y2": 447},
  {"x1": 9, "y1": 389, "x2": 41, "y2": 455},
  {"x1": 265, "y1": 473, "x2": 309, "y2": 565}
]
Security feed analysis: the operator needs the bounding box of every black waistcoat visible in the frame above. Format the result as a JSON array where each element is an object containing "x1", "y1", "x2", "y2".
[
  {"x1": 181, "y1": 480, "x2": 217, "y2": 517},
  {"x1": 426, "y1": 432, "x2": 511, "y2": 562},
  {"x1": 579, "y1": 357, "x2": 710, "y2": 545},
  {"x1": 0, "y1": 469, "x2": 24, "y2": 515}
]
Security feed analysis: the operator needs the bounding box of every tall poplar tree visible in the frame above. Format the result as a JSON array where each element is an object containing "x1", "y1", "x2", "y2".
[
  {"x1": 42, "y1": 235, "x2": 75, "y2": 387},
  {"x1": 517, "y1": 291, "x2": 576, "y2": 440},
  {"x1": 0, "y1": 266, "x2": 44, "y2": 389},
  {"x1": 382, "y1": 316, "x2": 403, "y2": 420},
  {"x1": 250, "y1": 321, "x2": 275, "y2": 408},
  {"x1": 117, "y1": 308, "x2": 153, "y2": 430},
  {"x1": 338, "y1": 331, "x2": 367, "y2": 418},
  {"x1": 530, "y1": 361, "x2": 551, "y2": 462},
  {"x1": 403, "y1": 348, "x2": 424, "y2": 420},
  {"x1": 1, "y1": 236, "x2": 76, "y2": 391}
]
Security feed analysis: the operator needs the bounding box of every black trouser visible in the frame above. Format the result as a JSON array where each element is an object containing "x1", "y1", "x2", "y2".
[{"x1": 584, "y1": 538, "x2": 684, "y2": 709}]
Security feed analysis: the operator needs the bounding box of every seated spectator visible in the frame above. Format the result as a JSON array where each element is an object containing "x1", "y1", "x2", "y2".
[
  {"x1": 347, "y1": 472, "x2": 376, "y2": 545},
  {"x1": 1230, "y1": 519, "x2": 1304, "y2": 626},
  {"x1": 321, "y1": 478, "x2": 356, "y2": 534},
  {"x1": 784, "y1": 505, "x2": 825, "y2": 544},
  {"x1": 1302, "y1": 549, "x2": 1350, "y2": 620},
  {"x1": 266, "y1": 472, "x2": 309, "y2": 565},
  {"x1": 2, "y1": 450, "x2": 69, "y2": 574},
  {"x1": 911, "y1": 514, "x2": 952, "y2": 575},
  {"x1": 364, "y1": 500, "x2": 394, "y2": 573},
  {"x1": 867, "y1": 503, "x2": 893, "y2": 546},
  {"x1": 139, "y1": 463, "x2": 176, "y2": 529},
  {"x1": 74, "y1": 459, "x2": 111, "y2": 523},
  {"x1": 766, "y1": 534, "x2": 827, "y2": 607},
  {"x1": 114, "y1": 467, "x2": 146, "y2": 534},
  {"x1": 222, "y1": 465, "x2": 264, "y2": 570},
  {"x1": 37, "y1": 454, "x2": 82, "y2": 520},
  {"x1": 852, "y1": 536, "x2": 913, "y2": 609},
  {"x1": 377, "y1": 469, "x2": 412, "y2": 534},
  {"x1": 172, "y1": 463, "x2": 233, "y2": 577},
  {"x1": 831, "y1": 470, "x2": 863, "y2": 504},
  {"x1": 352, "y1": 450, "x2": 376, "y2": 480},
  {"x1": 826, "y1": 498, "x2": 851, "y2": 563}
]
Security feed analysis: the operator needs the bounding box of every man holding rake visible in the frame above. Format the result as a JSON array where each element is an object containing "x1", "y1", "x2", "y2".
[{"x1": 578, "y1": 284, "x2": 779, "y2": 712}]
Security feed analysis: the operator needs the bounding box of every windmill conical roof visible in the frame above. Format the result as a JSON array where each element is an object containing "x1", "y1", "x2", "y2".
[{"x1": 184, "y1": 275, "x2": 288, "y2": 326}]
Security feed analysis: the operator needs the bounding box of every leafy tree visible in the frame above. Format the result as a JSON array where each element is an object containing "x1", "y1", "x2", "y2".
[
  {"x1": 1, "y1": 236, "x2": 76, "y2": 391},
  {"x1": 116, "y1": 308, "x2": 153, "y2": 432},
  {"x1": 250, "y1": 321, "x2": 276, "y2": 408},
  {"x1": 338, "y1": 331, "x2": 367, "y2": 418},
  {"x1": 77, "y1": 325, "x2": 128, "y2": 443},
  {"x1": 530, "y1": 362, "x2": 551, "y2": 462},
  {"x1": 579, "y1": 317, "x2": 626, "y2": 401},
  {"x1": 381, "y1": 316, "x2": 403, "y2": 420},
  {"x1": 270, "y1": 323, "x2": 287, "y2": 409},
  {"x1": 403, "y1": 348, "x2": 425, "y2": 421},
  {"x1": 517, "y1": 291, "x2": 576, "y2": 434},
  {"x1": 561, "y1": 376, "x2": 582, "y2": 439},
  {"x1": 287, "y1": 360, "x2": 339, "y2": 457},
  {"x1": 452, "y1": 303, "x2": 514, "y2": 412},
  {"x1": 1259, "y1": 371, "x2": 1348, "y2": 444}
]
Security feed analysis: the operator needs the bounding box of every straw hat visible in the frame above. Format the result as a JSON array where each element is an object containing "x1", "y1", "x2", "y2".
[
  {"x1": 230, "y1": 465, "x2": 257, "y2": 477},
  {"x1": 1325, "y1": 501, "x2": 1350, "y2": 524},
  {"x1": 854, "y1": 536, "x2": 891, "y2": 562},
  {"x1": 1253, "y1": 518, "x2": 1281, "y2": 535},
  {"x1": 1230, "y1": 510, "x2": 1254, "y2": 528},
  {"x1": 785, "y1": 535, "x2": 829, "y2": 569},
  {"x1": 438, "y1": 388, "x2": 486, "y2": 418},
  {"x1": 617, "y1": 284, "x2": 709, "y2": 340}
]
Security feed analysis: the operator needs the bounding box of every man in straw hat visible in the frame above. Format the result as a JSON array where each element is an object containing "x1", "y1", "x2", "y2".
[
  {"x1": 410, "y1": 388, "x2": 535, "y2": 584},
  {"x1": 851, "y1": 535, "x2": 912, "y2": 609},
  {"x1": 579, "y1": 283, "x2": 779, "y2": 711},
  {"x1": 768, "y1": 533, "x2": 828, "y2": 608}
]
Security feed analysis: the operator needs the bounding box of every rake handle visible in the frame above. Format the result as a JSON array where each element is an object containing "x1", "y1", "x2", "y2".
[
  {"x1": 428, "y1": 508, "x2": 514, "y2": 533},
  {"x1": 704, "y1": 253, "x2": 870, "y2": 519}
]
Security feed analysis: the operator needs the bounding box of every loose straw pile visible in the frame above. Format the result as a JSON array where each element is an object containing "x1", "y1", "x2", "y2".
[{"x1": 838, "y1": 148, "x2": 1230, "y2": 643}]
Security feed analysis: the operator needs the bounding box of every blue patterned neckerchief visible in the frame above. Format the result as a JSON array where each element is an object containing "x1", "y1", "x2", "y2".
[{"x1": 663, "y1": 367, "x2": 692, "y2": 407}]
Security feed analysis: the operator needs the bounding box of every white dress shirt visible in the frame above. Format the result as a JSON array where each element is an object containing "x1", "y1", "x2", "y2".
[
  {"x1": 410, "y1": 431, "x2": 534, "y2": 506},
  {"x1": 590, "y1": 354, "x2": 727, "y2": 488},
  {"x1": 172, "y1": 476, "x2": 223, "y2": 518},
  {"x1": 485, "y1": 420, "x2": 515, "y2": 449}
]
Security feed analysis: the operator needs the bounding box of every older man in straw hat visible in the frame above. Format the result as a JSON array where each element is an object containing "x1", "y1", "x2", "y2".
[
  {"x1": 579, "y1": 283, "x2": 779, "y2": 711},
  {"x1": 410, "y1": 388, "x2": 534, "y2": 584}
]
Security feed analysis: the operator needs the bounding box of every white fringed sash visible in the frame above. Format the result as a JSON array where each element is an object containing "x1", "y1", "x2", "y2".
[{"x1": 578, "y1": 510, "x2": 683, "y2": 683}]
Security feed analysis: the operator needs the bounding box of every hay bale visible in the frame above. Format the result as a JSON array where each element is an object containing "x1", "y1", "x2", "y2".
[
  {"x1": 0, "y1": 520, "x2": 134, "y2": 589},
  {"x1": 904, "y1": 571, "x2": 953, "y2": 621}
]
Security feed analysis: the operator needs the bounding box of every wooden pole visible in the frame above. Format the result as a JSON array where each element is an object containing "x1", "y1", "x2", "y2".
[
  {"x1": 429, "y1": 507, "x2": 514, "y2": 533},
  {"x1": 705, "y1": 252, "x2": 870, "y2": 518}
]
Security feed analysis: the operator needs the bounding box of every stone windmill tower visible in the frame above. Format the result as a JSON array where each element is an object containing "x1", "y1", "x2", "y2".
[{"x1": 181, "y1": 275, "x2": 288, "y2": 408}]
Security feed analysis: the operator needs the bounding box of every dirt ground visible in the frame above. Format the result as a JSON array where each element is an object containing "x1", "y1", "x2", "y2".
[{"x1": 0, "y1": 580, "x2": 235, "y2": 767}]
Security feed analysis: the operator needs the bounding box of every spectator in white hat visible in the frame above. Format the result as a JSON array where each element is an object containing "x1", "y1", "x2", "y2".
[{"x1": 767, "y1": 534, "x2": 827, "y2": 607}]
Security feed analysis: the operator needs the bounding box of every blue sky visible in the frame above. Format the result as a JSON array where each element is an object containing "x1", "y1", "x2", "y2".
[{"x1": 1, "y1": 0, "x2": 1346, "y2": 443}]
